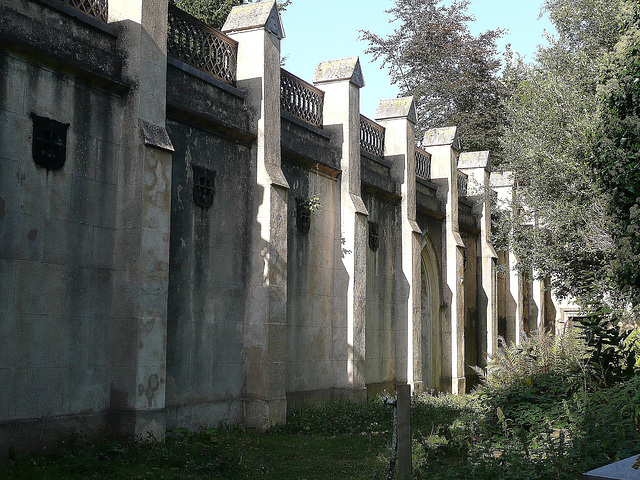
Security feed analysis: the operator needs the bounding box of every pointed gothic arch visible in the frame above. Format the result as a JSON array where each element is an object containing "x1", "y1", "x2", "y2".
[{"x1": 419, "y1": 235, "x2": 443, "y2": 392}]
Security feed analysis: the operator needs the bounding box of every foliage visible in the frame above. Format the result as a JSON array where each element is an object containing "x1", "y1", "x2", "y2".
[
  {"x1": 592, "y1": 1, "x2": 640, "y2": 301},
  {"x1": 360, "y1": 0, "x2": 508, "y2": 158},
  {"x1": 299, "y1": 194, "x2": 322, "y2": 213},
  {"x1": 172, "y1": 0, "x2": 291, "y2": 30},
  {"x1": 476, "y1": 329, "x2": 588, "y2": 390},
  {"x1": 4, "y1": 375, "x2": 640, "y2": 479},
  {"x1": 576, "y1": 304, "x2": 639, "y2": 386},
  {"x1": 495, "y1": 0, "x2": 632, "y2": 303}
]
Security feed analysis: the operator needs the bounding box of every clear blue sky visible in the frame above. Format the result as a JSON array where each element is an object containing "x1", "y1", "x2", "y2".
[{"x1": 280, "y1": 0, "x2": 554, "y2": 118}]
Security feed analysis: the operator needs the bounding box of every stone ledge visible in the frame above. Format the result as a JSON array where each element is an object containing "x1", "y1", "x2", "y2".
[{"x1": 583, "y1": 455, "x2": 640, "y2": 480}]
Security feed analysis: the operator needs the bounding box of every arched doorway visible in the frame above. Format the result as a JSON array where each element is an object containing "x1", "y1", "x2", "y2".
[{"x1": 420, "y1": 238, "x2": 442, "y2": 392}]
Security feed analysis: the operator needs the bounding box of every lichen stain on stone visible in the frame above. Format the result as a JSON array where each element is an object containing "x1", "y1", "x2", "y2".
[
  {"x1": 142, "y1": 318, "x2": 155, "y2": 333},
  {"x1": 15, "y1": 169, "x2": 26, "y2": 187},
  {"x1": 146, "y1": 374, "x2": 160, "y2": 407},
  {"x1": 176, "y1": 184, "x2": 184, "y2": 210},
  {"x1": 27, "y1": 228, "x2": 38, "y2": 241}
]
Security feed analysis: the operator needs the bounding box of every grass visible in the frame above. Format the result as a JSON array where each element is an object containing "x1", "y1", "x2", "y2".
[
  {"x1": 2, "y1": 381, "x2": 639, "y2": 479},
  {"x1": 0, "y1": 403, "x2": 394, "y2": 480},
  {"x1": 3, "y1": 332, "x2": 640, "y2": 479}
]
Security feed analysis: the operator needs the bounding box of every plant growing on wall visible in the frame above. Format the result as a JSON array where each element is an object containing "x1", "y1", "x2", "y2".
[{"x1": 300, "y1": 195, "x2": 322, "y2": 212}]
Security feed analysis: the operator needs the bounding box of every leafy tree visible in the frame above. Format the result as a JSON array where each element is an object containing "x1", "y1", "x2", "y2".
[
  {"x1": 173, "y1": 0, "x2": 291, "y2": 30},
  {"x1": 360, "y1": 0, "x2": 507, "y2": 158},
  {"x1": 496, "y1": 0, "x2": 632, "y2": 303},
  {"x1": 592, "y1": 1, "x2": 640, "y2": 301}
]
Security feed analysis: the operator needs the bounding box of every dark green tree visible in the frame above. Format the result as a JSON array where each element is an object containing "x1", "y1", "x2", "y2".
[
  {"x1": 592, "y1": 1, "x2": 640, "y2": 301},
  {"x1": 360, "y1": 0, "x2": 507, "y2": 159},
  {"x1": 495, "y1": 0, "x2": 633, "y2": 303}
]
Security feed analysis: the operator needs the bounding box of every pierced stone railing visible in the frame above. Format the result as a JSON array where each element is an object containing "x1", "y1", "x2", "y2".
[
  {"x1": 63, "y1": 0, "x2": 108, "y2": 22},
  {"x1": 457, "y1": 171, "x2": 468, "y2": 197},
  {"x1": 360, "y1": 115, "x2": 385, "y2": 158},
  {"x1": 167, "y1": 4, "x2": 238, "y2": 85},
  {"x1": 280, "y1": 69, "x2": 324, "y2": 128},
  {"x1": 415, "y1": 147, "x2": 431, "y2": 180}
]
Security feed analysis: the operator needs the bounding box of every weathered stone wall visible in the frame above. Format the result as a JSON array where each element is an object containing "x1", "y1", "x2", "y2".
[
  {"x1": 164, "y1": 55, "x2": 256, "y2": 429},
  {"x1": 165, "y1": 119, "x2": 253, "y2": 428},
  {"x1": 0, "y1": 48, "x2": 123, "y2": 432},
  {"x1": 362, "y1": 188, "x2": 400, "y2": 394},
  {"x1": 460, "y1": 228, "x2": 480, "y2": 390},
  {"x1": 283, "y1": 160, "x2": 340, "y2": 400},
  {"x1": 0, "y1": 0, "x2": 527, "y2": 456}
]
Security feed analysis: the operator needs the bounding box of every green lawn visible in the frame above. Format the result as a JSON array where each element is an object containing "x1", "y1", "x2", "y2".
[{"x1": 2, "y1": 374, "x2": 639, "y2": 480}]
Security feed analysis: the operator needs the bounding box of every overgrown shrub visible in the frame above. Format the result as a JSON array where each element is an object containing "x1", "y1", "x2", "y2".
[
  {"x1": 576, "y1": 305, "x2": 639, "y2": 387},
  {"x1": 477, "y1": 329, "x2": 589, "y2": 391}
]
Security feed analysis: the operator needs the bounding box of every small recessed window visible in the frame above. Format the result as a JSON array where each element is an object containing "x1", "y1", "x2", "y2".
[
  {"x1": 368, "y1": 222, "x2": 379, "y2": 251},
  {"x1": 30, "y1": 113, "x2": 69, "y2": 170},
  {"x1": 192, "y1": 165, "x2": 215, "y2": 208},
  {"x1": 296, "y1": 198, "x2": 311, "y2": 233}
]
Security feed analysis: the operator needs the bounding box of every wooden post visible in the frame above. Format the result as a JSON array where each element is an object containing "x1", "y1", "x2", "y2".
[{"x1": 397, "y1": 383, "x2": 412, "y2": 479}]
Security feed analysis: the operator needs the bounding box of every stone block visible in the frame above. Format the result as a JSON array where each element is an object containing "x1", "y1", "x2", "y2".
[
  {"x1": 0, "y1": 368, "x2": 10, "y2": 420},
  {"x1": 23, "y1": 69, "x2": 74, "y2": 128},
  {"x1": 267, "y1": 322, "x2": 286, "y2": 358},
  {"x1": 109, "y1": 366, "x2": 137, "y2": 410},
  {"x1": 0, "y1": 110, "x2": 30, "y2": 162},
  {"x1": 169, "y1": 400, "x2": 236, "y2": 431},
  {"x1": 87, "y1": 317, "x2": 110, "y2": 367},
  {"x1": 60, "y1": 366, "x2": 109, "y2": 415},
  {"x1": 112, "y1": 228, "x2": 142, "y2": 271},
  {"x1": 141, "y1": 227, "x2": 170, "y2": 273},
  {"x1": 92, "y1": 226, "x2": 116, "y2": 268},
  {"x1": 213, "y1": 361, "x2": 243, "y2": 398},
  {"x1": 211, "y1": 322, "x2": 242, "y2": 365},
  {"x1": 69, "y1": 175, "x2": 98, "y2": 225},
  {"x1": 66, "y1": 266, "x2": 112, "y2": 318},
  {"x1": 0, "y1": 314, "x2": 28, "y2": 369},
  {"x1": 15, "y1": 262, "x2": 67, "y2": 315},
  {"x1": 133, "y1": 366, "x2": 166, "y2": 411},
  {"x1": 139, "y1": 291, "x2": 168, "y2": 318},
  {"x1": 299, "y1": 324, "x2": 331, "y2": 361},
  {"x1": 0, "y1": 259, "x2": 16, "y2": 315},
  {"x1": 95, "y1": 139, "x2": 120, "y2": 185},
  {"x1": 165, "y1": 361, "x2": 193, "y2": 404},
  {"x1": 66, "y1": 131, "x2": 96, "y2": 180},
  {"x1": 8, "y1": 366, "x2": 63, "y2": 420},
  {"x1": 43, "y1": 169, "x2": 73, "y2": 220},
  {"x1": 0, "y1": 212, "x2": 44, "y2": 261},
  {"x1": 0, "y1": 158, "x2": 21, "y2": 215},
  {"x1": 0, "y1": 53, "x2": 27, "y2": 116},
  {"x1": 43, "y1": 218, "x2": 94, "y2": 267},
  {"x1": 110, "y1": 271, "x2": 139, "y2": 319},
  {"x1": 332, "y1": 327, "x2": 349, "y2": 361},
  {"x1": 109, "y1": 318, "x2": 139, "y2": 369}
]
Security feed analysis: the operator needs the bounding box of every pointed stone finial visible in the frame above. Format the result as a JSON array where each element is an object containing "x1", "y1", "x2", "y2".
[
  {"x1": 374, "y1": 97, "x2": 417, "y2": 124},
  {"x1": 459, "y1": 151, "x2": 491, "y2": 171},
  {"x1": 222, "y1": 0, "x2": 285, "y2": 40},
  {"x1": 422, "y1": 126, "x2": 460, "y2": 151},
  {"x1": 312, "y1": 57, "x2": 365, "y2": 87}
]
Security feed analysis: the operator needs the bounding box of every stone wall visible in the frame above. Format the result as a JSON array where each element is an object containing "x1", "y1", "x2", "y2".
[
  {"x1": 0, "y1": 0, "x2": 553, "y2": 455},
  {"x1": 0, "y1": 47, "x2": 123, "y2": 439}
]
